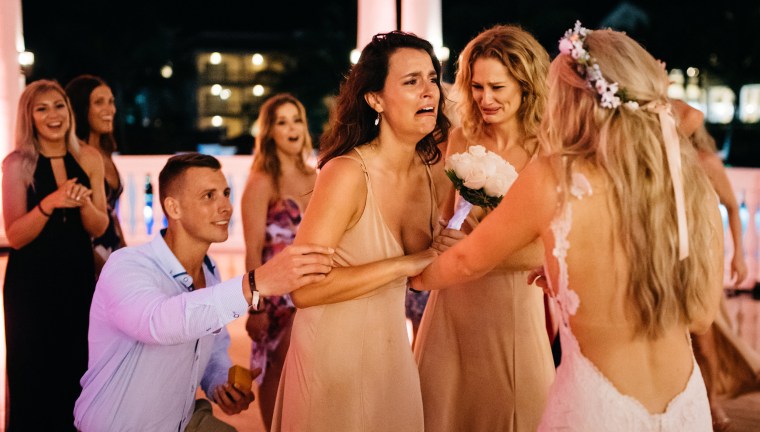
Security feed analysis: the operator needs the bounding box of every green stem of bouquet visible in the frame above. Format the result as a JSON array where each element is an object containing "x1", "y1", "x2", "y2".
[{"x1": 445, "y1": 169, "x2": 503, "y2": 210}]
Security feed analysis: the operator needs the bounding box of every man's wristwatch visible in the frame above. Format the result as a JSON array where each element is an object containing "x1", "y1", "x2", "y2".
[{"x1": 248, "y1": 270, "x2": 261, "y2": 312}]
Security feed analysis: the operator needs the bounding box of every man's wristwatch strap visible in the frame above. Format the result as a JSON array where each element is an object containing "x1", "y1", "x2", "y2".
[{"x1": 248, "y1": 270, "x2": 261, "y2": 311}]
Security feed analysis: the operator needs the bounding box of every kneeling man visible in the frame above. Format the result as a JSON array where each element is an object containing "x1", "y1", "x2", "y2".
[{"x1": 74, "y1": 153, "x2": 332, "y2": 431}]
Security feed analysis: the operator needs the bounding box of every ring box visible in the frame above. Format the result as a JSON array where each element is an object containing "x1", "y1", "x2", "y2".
[{"x1": 227, "y1": 365, "x2": 253, "y2": 392}]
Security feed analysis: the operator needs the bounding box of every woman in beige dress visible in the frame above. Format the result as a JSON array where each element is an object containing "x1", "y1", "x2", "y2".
[
  {"x1": 413, "y1": 25, "x2": 554, "y2": 431},
  {"x1": 271, "y1": 31, "x2": 450, "y2": 431}
]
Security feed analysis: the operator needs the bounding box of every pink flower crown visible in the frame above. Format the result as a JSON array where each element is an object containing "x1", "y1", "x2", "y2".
[{"x1": 559, "y1": 21, "x2": 639, "y2": 110}]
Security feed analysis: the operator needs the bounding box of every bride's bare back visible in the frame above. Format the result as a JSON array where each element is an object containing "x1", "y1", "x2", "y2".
[
  {"x1": 544, "y1": 167, "x2": 722, "y2": 413},
  {"x1": 416, "y1": 156, "x2": 723, "y2": 416}
]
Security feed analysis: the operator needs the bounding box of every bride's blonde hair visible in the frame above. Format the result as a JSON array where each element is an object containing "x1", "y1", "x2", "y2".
[{"x1": 539, "y1": 29, "x2": 717, "y2": 338}]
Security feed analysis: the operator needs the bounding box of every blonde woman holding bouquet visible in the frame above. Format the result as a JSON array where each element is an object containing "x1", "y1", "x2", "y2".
[
  {"x1": 271, "y1": 31, "x2": 449, "y2": 431},
  {"x1": 241, "y1": 93, "x2": 316, "y2": 430},
  {"x1": 412, "y1": 24, "x2": 554, "y2": 431},
  {"x1": 413, "y1": 23, "x2": 723, "y2": 430}
]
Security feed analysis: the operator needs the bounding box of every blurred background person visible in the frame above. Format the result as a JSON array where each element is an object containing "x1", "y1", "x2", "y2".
[
  {"x1": 65, "y1": 74, "x2": 126, "y2": 277},
  {"x1": 686, "y1": 117, "x2": 759, "y2": 431},
  {"x1": 271, "y1": 31, "x2": 448, "y2": 431},
  {"x1": 413, "y1": 24, "x2": 554, "y2": 431},
  {"x1": 2, "y1": 79, "x2": 108, "y2": 430},
  {"x1": 241, "y1": 93, "x2": 316, "y2": 430}
]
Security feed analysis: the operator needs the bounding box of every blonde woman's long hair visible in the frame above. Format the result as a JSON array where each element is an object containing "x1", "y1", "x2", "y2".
[
  {"x1": 3, "y1": 80, "x2": 80, "y2": 188},
  {"x1": 252, "y1": 93, "x2": 313, "y2": 197},
  {"x1": 539, "y1": 29, "x2": 717, "y2": 338},
  {"x1": 455, "y1": 24, "x2": 549, "y2": 155}
]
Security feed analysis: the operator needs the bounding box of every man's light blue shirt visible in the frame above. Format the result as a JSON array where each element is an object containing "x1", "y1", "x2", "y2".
[{"x1": 74, "y1": 232, "x2": 247, "y2": 431}]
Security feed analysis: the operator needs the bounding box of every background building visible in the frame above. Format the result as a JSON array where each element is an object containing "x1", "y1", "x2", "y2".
[
  {"x1": 16, "y1": 0, "x2": 760, "y2": 160},
  {"x1": 192, "y1": 33, "x2": 298, "y2": 154}
]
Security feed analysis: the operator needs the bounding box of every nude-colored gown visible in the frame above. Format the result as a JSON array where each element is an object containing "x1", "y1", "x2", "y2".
[
  {"x1": 271, "y1": 148, "x2": 435, "y2": 432},
  {"x1": 413, "y1": 196, "x2": 555, "y2": 432}
]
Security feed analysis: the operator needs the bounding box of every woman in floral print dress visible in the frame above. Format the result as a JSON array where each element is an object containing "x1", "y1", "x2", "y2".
[{"x1": 241, "y1": 93, "x2": 317, "y2": 431}]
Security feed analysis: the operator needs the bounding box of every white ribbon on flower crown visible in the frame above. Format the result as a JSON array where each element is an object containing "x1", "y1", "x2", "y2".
[{"x1": 644, "y1": 102, "x2": 689, "y2": 260}]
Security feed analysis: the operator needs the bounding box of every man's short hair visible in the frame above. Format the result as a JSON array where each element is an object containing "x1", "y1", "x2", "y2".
[{"x1": 158, "y1": 153, "x2": 222, "y2": 213}]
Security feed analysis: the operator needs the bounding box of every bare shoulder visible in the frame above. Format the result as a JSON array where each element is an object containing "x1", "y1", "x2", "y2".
[
  {"x1": 313, "y1": 154, "x2": 369, "y2": 220},
  {"x1": 515, "y1": 156, "x2": 561, "y2": 207},
  {"x1": 446, "y1": 127, "x2": 469, "y2": 155},
  {"x1": 245, "y1": 169, "x2": 275, "y2": 193},
  {"x1": 522, "y1": 155, "x2": 558, "y2": 183},
  {"x1": 514, "y1": 156, "x2": 562, "y2": 224},
  {"x1": 672, "y1": 99, "x2": 704, "y2": 137},
  {"x1": 242, "y1": 169, "x2": 275, "y2": 203},
  {"x1": 696, "y1": 150, "x2": 723, "y2": 172},
  {"x1": 76, "y1": 144, "x2": 105, "y2": 174},
  {"x1": 297, "y1": 153, "x2": 368, "y2": 236},
  {"x1": 318, "y1": 154, "x2": 367, "y2": 192},
  {"x1": 2, "y1": 153, "x2": 28, "y2": 211},
  {"x1": 2, "y1": 151, "x2": 25, "y2": 174},
  {"x1": 1, "y1": 153, "x2": 27, "y2": 192}
]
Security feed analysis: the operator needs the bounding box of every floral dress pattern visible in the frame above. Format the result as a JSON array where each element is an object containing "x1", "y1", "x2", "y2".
[
  {"x1": 250, "y1": 197, "x2": 301, "y2": 383},
  {"x1": 405, "y1": 289, "x2": 430, "y2": 329}
]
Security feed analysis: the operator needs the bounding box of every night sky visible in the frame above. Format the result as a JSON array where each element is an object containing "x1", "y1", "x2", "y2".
[{"x1": 18, "y1": 0, "x2": 760, "y2": 154}]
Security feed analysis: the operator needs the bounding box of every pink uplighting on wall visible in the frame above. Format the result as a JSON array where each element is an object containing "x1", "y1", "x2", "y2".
[{"x1": 0, "y1": 0, "x2": 26, "y2": 427}]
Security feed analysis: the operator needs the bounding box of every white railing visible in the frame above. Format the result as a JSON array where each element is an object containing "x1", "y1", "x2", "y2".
[{"x1": 114, "y1": 156, "x2": 760, "y2": 286}]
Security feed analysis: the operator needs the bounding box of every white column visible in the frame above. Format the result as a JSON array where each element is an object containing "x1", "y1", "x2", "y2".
[
  {"x1": 0, "y1": 0, "x2": 25, "y2": 159},
  {"x1": 400, "y1": 0, "x2": 449, "y2": 61},
  {"x1": 0, "y1": 0, "x2": 25, "y2": 424},
  {"x1": 353, "y1": 0, "x2": 397, "y2": 63},
  {"x1": 1, "y1": 0, "x2": 26, "y2": 244}
]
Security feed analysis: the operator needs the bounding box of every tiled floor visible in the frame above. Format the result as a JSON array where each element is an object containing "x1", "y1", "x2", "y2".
[
  {"x1": 1, "y1": 251, "x2": 759, "y2": 431},
  {"x1": 718, "y1": 292, "x2": 760, "y2": 431}
]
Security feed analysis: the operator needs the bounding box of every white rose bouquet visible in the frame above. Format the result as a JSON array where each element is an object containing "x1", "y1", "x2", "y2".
[{"x1": 445, "y1": 145, "x2": 519, "y2": 230}]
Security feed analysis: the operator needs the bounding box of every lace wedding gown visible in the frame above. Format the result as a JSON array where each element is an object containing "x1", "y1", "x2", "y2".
[{"x1": 538, "y1": 174, "x2": 712, "y2": 431}]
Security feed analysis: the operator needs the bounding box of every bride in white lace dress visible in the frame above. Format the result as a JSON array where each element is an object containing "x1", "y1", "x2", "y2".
[{"x1": 412, "y1": 23, "x2": 723, "y2": 431}]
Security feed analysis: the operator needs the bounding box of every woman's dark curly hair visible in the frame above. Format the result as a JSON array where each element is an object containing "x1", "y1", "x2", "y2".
[{"x1": 319, "y1": 31, "x2": 450, "y2": 168}]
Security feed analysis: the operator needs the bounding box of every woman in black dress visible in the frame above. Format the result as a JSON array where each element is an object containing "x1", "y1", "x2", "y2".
[
  {"x1": 2, "y1": 80, "x2": 108, "y2": 430},
  {"x1": 66, "y1": 75, "x2": 126, "y2": 278}
]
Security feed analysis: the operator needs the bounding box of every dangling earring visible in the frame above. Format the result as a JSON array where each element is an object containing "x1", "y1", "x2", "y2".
[{"x1": 374, "y1": 112, "x2": 381, "y2": 126}]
